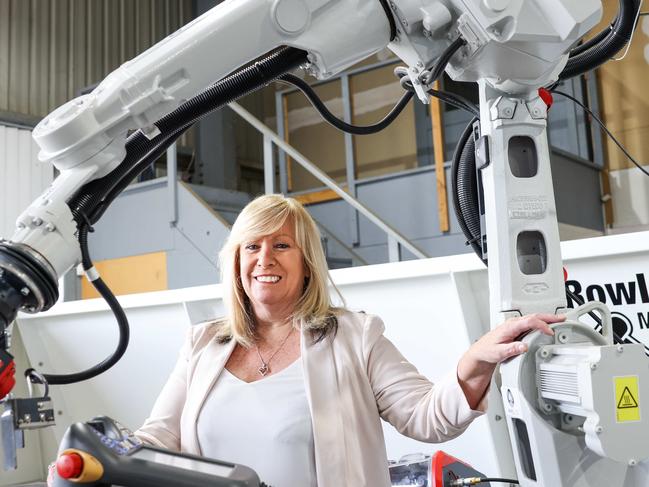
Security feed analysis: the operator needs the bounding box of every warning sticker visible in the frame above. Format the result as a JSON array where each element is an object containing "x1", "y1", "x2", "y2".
[{"x1": 615, "y1": 376, "x2": 641, "y2": 423}]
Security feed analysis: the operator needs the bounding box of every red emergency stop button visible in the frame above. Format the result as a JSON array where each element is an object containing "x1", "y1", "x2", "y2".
[{"x1": 56, "y1": 452, "x2": 84, "y2": 479}]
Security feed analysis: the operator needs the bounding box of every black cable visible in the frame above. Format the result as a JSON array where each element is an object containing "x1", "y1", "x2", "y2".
[
  {"x1": 478, "y1": 478, "x2": 519, "y2": 485},
  {"x1": 397, "y1": 75, "x2": 479, "y2": 116},
  {"x1": 376, "y1": 0, "x2": 397, "y2": 41},
  {"x1": 560, "y1": 0, "x2": 640, "y2": 80},
  {"x1": 41, "y1": 223, "x2": 130, "y2": 385},
  {"x1": 278, "y1": 73, "x2": 414, "y2": 135},
  {"x1": 551, "y1": 89, "x2": 649, "y2": 177},
  {"x1": 451, "y1": 478, "x2": 519, "y2": 486},
  {"x1": 421, "y1": 37, "x2": 467, "y2": 85},
  {"x1": 276, "y1": 36, "x2": 470, "y2": 136},
  {"x1": 428, "y1": 88, "x2": 480, "y2": 117}
]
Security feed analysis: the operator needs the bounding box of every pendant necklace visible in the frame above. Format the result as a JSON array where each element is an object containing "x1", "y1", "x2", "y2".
[{"x1": 255, "y1": 326, "x2": 294, "y2": 376}]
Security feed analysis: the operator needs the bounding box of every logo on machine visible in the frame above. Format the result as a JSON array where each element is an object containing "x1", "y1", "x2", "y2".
[{"x1": 566, "y1": 272, "x2": 649, "y2": 349}]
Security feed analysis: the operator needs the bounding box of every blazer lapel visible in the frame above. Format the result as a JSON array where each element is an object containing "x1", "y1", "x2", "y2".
[
  {"x1": 301, "y1": 327, "x2": 348, "y2": 487},
  {"x1": 183, "y1": 336, "x2": 236, "y2": 455}
]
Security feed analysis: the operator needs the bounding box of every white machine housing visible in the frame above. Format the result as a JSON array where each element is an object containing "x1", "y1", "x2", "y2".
[{"x1": 501, "y1": 302, "x2": 649, "y2": 486}]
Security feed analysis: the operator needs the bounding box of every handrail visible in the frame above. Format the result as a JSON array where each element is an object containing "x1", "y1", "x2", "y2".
[
  {"x1": 228, "y1": 102, "x2": 430, "y2": 260},
  {"x1": 316, "y1": 221, "x2": 369, "y2": 266}
]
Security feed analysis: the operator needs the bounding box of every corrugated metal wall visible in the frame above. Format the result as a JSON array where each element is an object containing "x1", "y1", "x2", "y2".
[
  {"x1": 0, "y1": 124, "x2": 53, "y2": 237},
  {"x1": 0, "y1": 0, "x2": 193, "y2": 118}
]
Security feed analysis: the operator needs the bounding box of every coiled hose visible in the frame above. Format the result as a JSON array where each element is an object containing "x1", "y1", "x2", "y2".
[
  {"x1": 451, "y1": 117, "x2": 484, "y2": 263},
  {"x1": 560, "y1": 0, "x2": 640, "y2": 80}
]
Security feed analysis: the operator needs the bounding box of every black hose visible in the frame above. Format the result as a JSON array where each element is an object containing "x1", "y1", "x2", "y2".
[
  {"x1": 376, "y1": 0, "x2": 397, "y2": 41},
  {"x1": 279, "y1": 73, "x2": 414, "y2": 135},
  {"x1": 451, "y1": 117, "x2": 485, "y2": 262},
  {"x1": 421, "y1": 37, "x2": 467, "y2": 85},
  {"x1": 68, "y1": 47, "x2": 308, "y2": 225},
  {"x1": 89, "y1": 128, "x2": 184, "y2": 223},
  {"x1": 42, "y1": 224, "x2": 130, "y2": 385},
  {"x1": 569, "y1": 21, "x2": 614, "y2": 58},
  {"x1": 560, "y1": 0, "x2": 640, "y2": 80},
  {"x1": 275, "y1": 36, "x2": 469, "y2": 136}
]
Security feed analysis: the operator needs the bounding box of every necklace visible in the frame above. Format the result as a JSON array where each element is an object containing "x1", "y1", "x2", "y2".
[{"x1": 254, "y1": 327, "x2": 294, "y2": 376}]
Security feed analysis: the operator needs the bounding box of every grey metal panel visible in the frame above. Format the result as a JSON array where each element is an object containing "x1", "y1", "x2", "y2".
[
  {"x1": 307, "y1": 199, "x2": 352, "y2": 245},
  {"x1": 551, "y1": 149, "x2": 604, "y2": 231},
  {"x1": 89, "y1": 181, "x2": 175, "y2": 260},
  {"x1": 174, "y1": 183, "x2": 231, "y2": 267},
  {"x1": 0, "y1": 0, "x2": 193, "y2": 118},
  {"x1": 166, "y1": 235, "x2": 220, "y2": 289},
  {"x1": 355, "y1": 168, "x2": 459, "y2": 246},
  {"x1": 87, "y1": 180, "x2": 232, "y2": 288}
]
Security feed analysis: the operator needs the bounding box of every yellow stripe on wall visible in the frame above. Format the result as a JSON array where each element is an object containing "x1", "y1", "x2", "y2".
[{"x1": 81, "y1": 252, "x2": 168, "y2": 300}]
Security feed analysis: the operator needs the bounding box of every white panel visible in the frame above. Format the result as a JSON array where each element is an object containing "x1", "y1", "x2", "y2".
[
  {"x1": 4, "y1": 127, "x2": 19, "y2": 238},
  {"x1": 0, "y1": 124, "x2": 54, "y2": 240},
  {"x1": 610, "y1": 166, "x2": 649, "y2": 229},
  {"x1": 17, "y1": 129, "x2": 32, "y2": 215},
  {"x1": 0, "y1": 127, "x2": 6, "y2": 237}
]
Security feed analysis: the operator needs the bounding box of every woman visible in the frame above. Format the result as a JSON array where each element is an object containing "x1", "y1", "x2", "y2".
[{"x1": 134, "y1": 194, "x2": 562, "y2": 487}]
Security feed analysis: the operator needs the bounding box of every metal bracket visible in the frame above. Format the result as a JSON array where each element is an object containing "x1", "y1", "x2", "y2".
[{"x1": 1, "y1": 402, "x2": 24, "y2": 471}]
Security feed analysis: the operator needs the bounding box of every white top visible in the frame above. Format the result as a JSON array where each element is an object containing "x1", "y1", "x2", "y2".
[{"x1": 196, "y1": 359, "x2": 317, "y2": 487}]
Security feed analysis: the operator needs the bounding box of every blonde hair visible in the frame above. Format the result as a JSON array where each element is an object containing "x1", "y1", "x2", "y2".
[{"x1": 216, "y1": 194, "x2": 343, "y2": 347}]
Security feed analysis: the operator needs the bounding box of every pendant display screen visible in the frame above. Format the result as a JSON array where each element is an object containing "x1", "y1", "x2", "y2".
[{"x1": 130, "y1": 447, "x2": 235, "y2": 477}]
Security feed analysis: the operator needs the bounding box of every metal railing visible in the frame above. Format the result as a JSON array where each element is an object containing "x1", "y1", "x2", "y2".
[{"x1": 227, "y1": 102, "x2": 430, "y2": 261}]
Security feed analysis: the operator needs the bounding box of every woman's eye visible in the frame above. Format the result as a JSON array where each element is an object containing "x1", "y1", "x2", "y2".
[
  {"x1": 275, "y1": 243, "x2": 290, "y2": 249},
  {"x1": 244, "y1": 243, "x2": 259, "y2": 251}
]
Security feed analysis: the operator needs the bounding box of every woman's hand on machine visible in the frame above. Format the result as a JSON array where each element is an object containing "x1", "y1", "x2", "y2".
[{"x1": 457, "y1": 313, "x2": 565, "y2": 409}]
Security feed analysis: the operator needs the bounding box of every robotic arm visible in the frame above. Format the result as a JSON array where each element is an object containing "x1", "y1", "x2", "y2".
[{"x1": 1, "y1": 0, "x2": 645, "y2": 485}]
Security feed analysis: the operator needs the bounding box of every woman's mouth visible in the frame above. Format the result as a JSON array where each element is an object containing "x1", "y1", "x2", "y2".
[{"x1": 254, "y1": 275, "x2": 281, "y2": 283}]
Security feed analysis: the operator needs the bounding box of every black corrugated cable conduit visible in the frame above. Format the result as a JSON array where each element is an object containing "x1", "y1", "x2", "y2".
[
  {"x1": 451, "y1": 117, "x2": 484, "y2": 262},
  {"x1": 560, "y1": 0, "x2": 640, "y2": 80},
  {"x1": 68, "y1": 47, "x2": 308, "y2": 225}
]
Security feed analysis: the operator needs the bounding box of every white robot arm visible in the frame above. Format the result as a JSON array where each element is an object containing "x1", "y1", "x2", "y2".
[
  {"x1": 0, "y1": 0, "x2": 603, "y2": 324},
  {"x1": 1, "y1": 0, "x2": 645, "y2": 485}
]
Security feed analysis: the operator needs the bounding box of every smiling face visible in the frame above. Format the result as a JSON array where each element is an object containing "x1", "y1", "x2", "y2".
[{"x1": 239, "y1": 219, "x2": 309, "y2": 321}]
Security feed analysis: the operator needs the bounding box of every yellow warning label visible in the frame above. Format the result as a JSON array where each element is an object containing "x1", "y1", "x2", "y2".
[{"x1": 615, "y1": 376, "x2": 640, "y2": 423}]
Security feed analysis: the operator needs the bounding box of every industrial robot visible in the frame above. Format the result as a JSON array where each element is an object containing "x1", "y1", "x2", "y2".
[{"x1": 0, "y1": 0, "x2": 646, "y2": 485}]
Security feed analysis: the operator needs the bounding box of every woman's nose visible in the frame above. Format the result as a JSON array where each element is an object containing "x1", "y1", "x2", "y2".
[{"x1": 256, "y1": 244, "x2": 275, "y2": 267}]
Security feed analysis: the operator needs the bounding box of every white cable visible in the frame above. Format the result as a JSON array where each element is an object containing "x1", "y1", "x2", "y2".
[{"x1": 613, "y1": 0, "x2": 644, "y2": 61}]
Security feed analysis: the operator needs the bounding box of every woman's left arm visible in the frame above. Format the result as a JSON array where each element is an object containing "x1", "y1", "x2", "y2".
[{"x1": 457, "y1": 313, "x2": 566, "y2": 409}]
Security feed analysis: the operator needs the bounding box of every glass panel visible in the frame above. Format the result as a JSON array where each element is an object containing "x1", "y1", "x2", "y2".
[
  {"x1": 547, "y1": 77, "x2": 591, "y2": 160},
  {"x1": 351, "y1": 64, "x2": 418, "y2": 180},
  {"x1": 284, "y1": 79, "x2": 346, "y2": 192}
]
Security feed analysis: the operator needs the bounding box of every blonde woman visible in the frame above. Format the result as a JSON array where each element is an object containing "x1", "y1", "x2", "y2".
[{"x1": 135, "y1": 194, "x2": 563, "y2": 487}]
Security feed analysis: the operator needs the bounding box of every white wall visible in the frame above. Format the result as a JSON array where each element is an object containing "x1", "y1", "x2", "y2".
[{"x1": 0, "y1": 124, "x2": 53, "y2": 239}]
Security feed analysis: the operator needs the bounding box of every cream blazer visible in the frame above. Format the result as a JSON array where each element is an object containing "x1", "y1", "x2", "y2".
[{"x1": 135, "y1": 311, "x2": 484, "y2": 487}]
